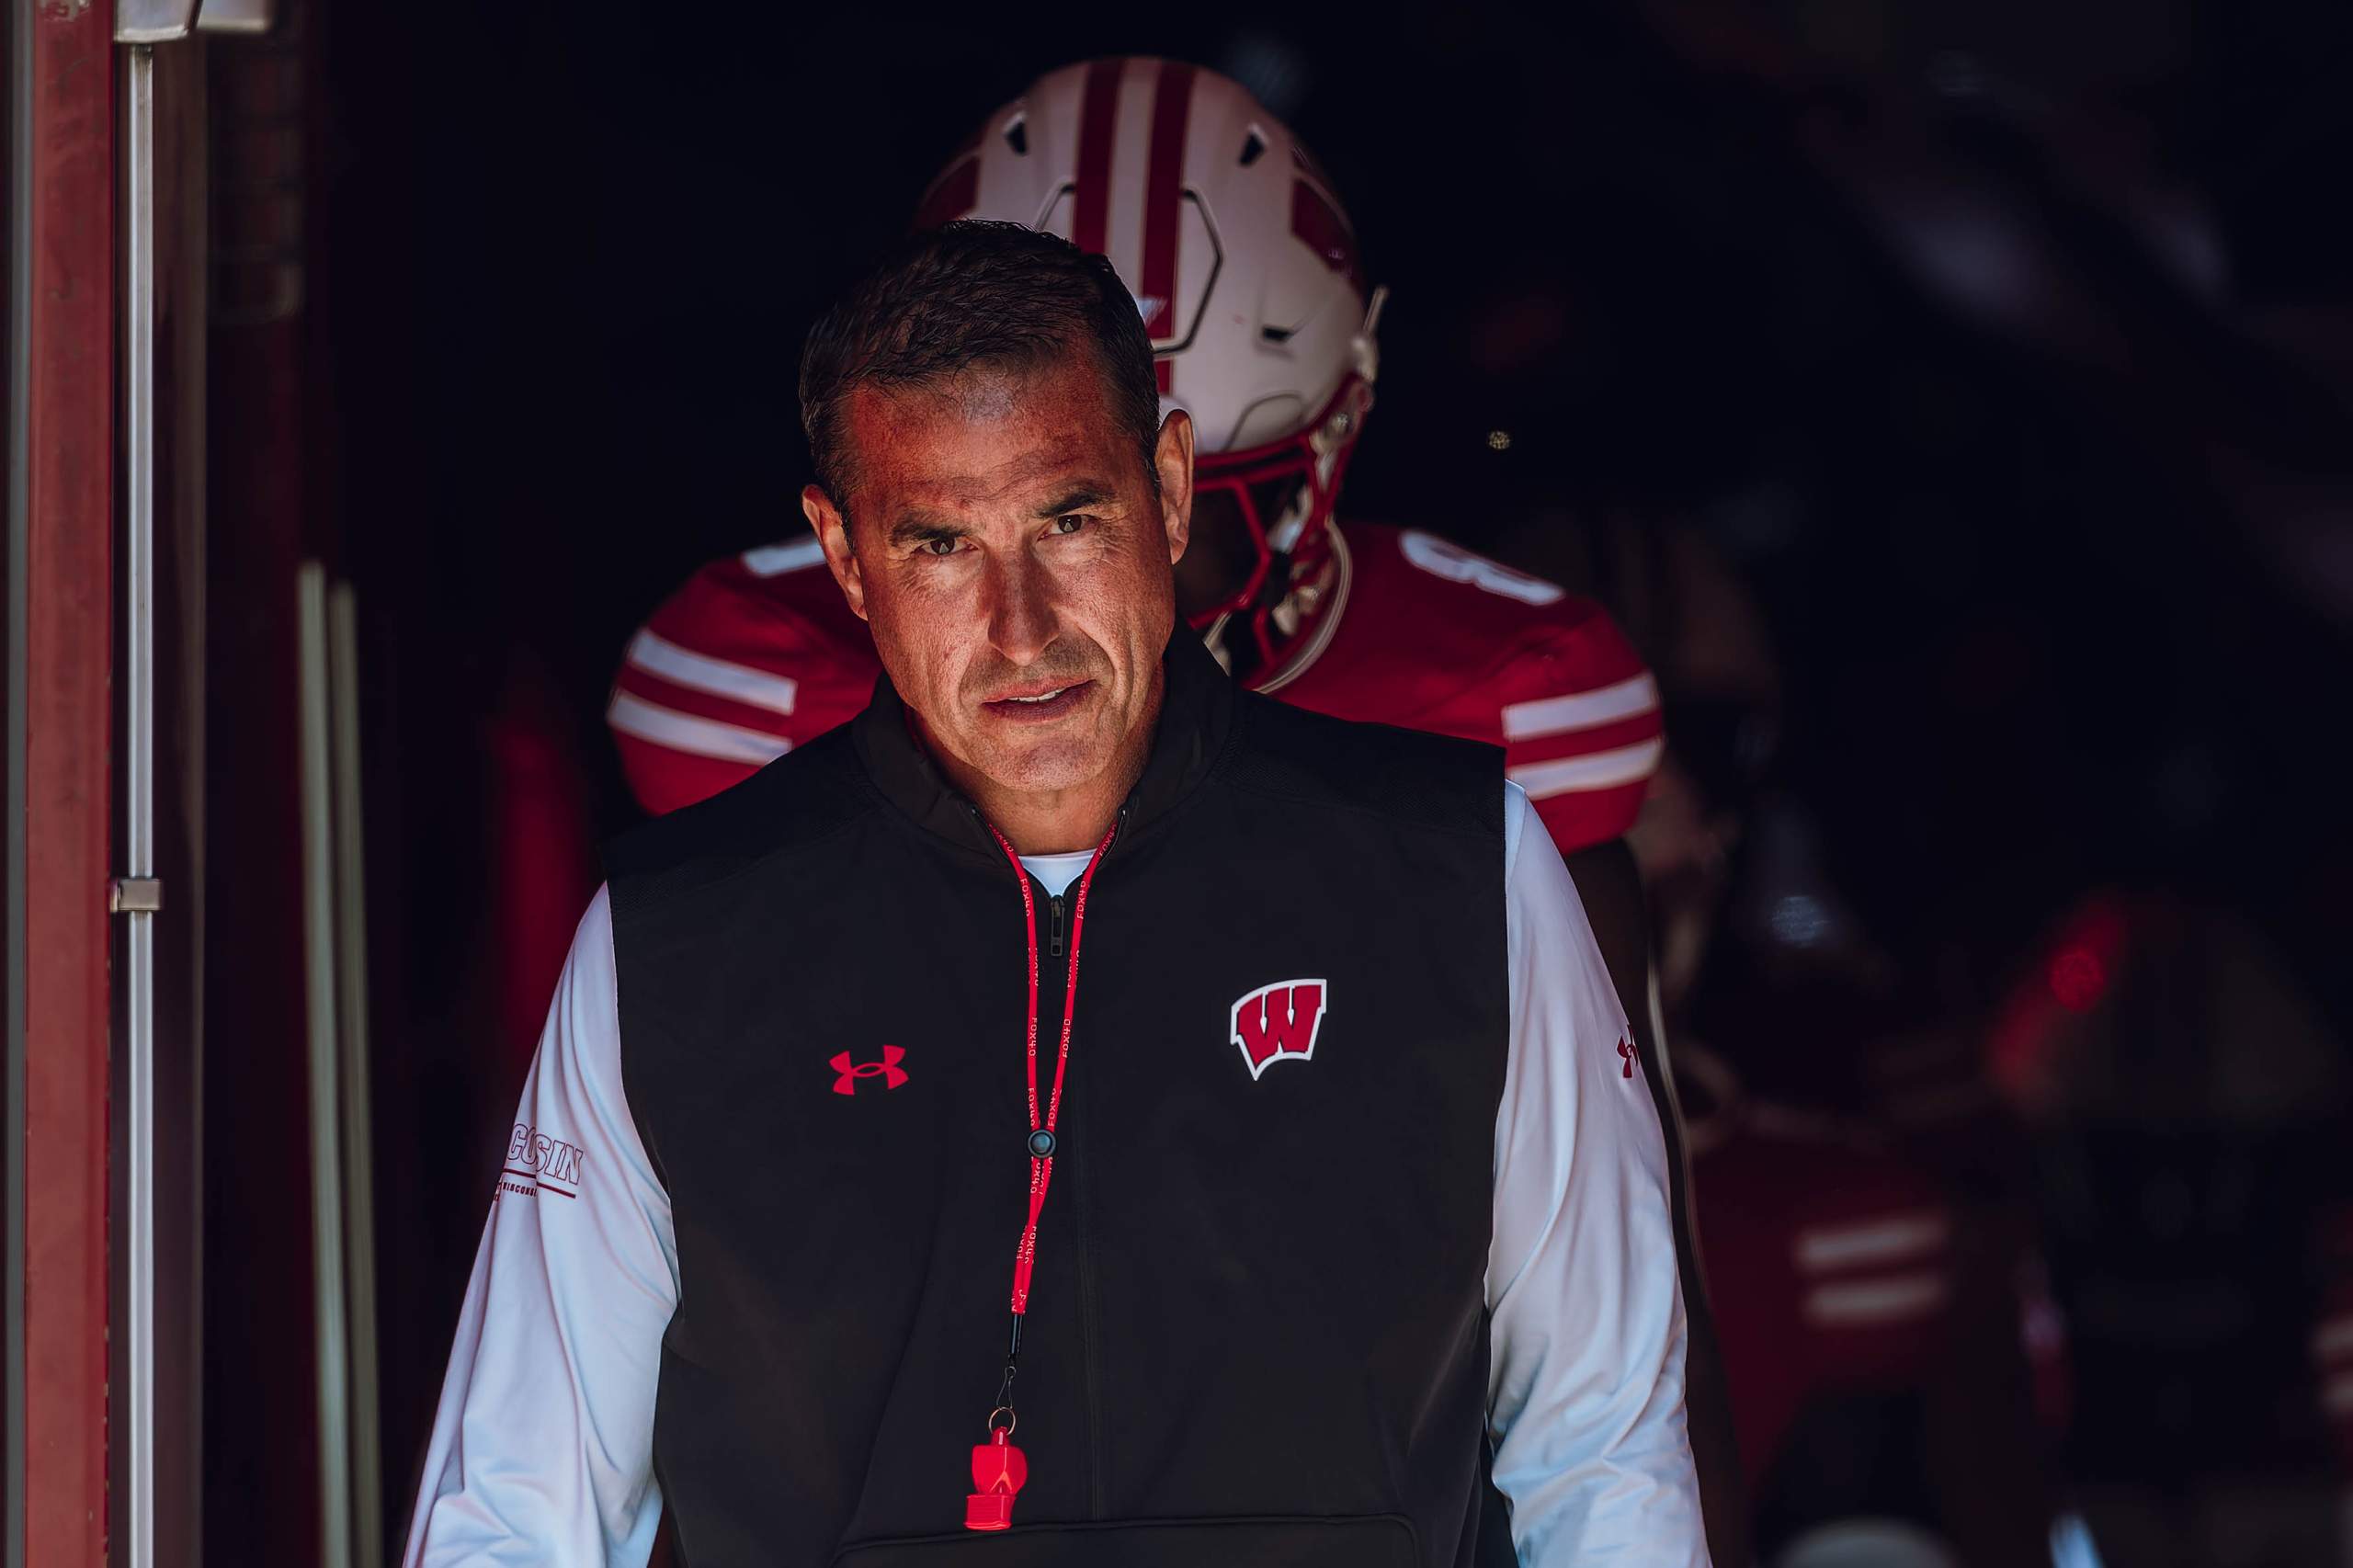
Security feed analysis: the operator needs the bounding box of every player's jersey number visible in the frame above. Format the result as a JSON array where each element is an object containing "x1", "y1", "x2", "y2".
[{"x1": 1398, "y1": 529, "x2": 1564, "y2": 607}]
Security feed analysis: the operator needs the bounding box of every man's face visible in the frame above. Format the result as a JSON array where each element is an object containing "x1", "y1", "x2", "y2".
[{"x1": 804, "y1": 353, "x2": 1194, "y2": 805}]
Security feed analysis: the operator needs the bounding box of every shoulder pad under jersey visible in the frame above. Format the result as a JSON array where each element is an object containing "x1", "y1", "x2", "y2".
[
  {"x1": 1282, "y1": 524, "x2": 1664, "y2": 852},
  {"x1": 607, "y1": 537, "x2": 881, "y2": 815}
]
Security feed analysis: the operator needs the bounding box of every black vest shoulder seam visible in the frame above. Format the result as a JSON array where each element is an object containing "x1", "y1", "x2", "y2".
[
  {"x1": 1214, "y1": 692, "x2": 1503, "y2": 845},
  {"x1": 611, "y1": 808, "x2": 879, "y2": 922},
  {"x1": 603, "y1": 728, "x2": 887, "y2": 920}
]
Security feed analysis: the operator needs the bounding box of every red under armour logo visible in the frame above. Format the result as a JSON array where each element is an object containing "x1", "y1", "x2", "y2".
[
  {"x1": 830, "y1": 1045, "x2": 908, "y2": 1096},
  {"x1": 1617, "y1": 1035, "x2": 1638, "y2": 1080},
  {"x1": 1230, "y1": 979, "x2": 1328, "y2": 1080}
]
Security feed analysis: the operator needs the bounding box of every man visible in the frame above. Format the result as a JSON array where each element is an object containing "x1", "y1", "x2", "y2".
[
  {"x1": 404, "y1": 223, "x2": 1702, "y2": 1564},
  {"x1": 601, "y1": 65, "x2": 1746, "y2": 1555}
]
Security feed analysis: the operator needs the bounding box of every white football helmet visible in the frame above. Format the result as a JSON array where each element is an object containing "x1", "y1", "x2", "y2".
[{"x1": 915, "y1": 57, "x2": 1382, "y2": 670}]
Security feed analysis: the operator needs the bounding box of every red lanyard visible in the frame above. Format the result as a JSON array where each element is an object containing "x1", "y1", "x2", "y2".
[{"x1": 965, "y1": 815, "x2": 1119, "y2": 1531}]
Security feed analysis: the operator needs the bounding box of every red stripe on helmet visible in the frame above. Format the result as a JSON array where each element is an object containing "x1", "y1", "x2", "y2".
[
  {"x1": 1290, "y1": 179, "x2": 1366, "y2": 299},
  {"x1": 1071, "y1": 59, "x2": 1123, "y2": 256},
  {"x1": 1141, "y1": 61, "x2": 1196, "y2": 368},
  {"x1": 913, "y1": 156, "x2": 979, "y2": 232}
]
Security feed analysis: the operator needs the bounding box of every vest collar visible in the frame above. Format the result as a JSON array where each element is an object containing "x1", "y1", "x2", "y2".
[{"x1": 851, "y1": 630, "x2": 1234, "y2": 862}]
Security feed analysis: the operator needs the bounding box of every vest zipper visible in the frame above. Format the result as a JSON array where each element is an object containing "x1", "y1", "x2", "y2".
[
  {"x1": 1039, "y1": 888, "x2": 1099, "y2": 1510},
  {"x1": 1072, "y1": 1089, "x2": 1107, "y2": 1517},
  {"x1": 1070, "y1": 807, "x2": 1123, "y2": 1517}
]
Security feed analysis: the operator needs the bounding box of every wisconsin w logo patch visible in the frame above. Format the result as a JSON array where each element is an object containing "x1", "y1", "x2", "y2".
[{"x1": 1230, "y1": 979, "x2": 1328, "y2": 1080}]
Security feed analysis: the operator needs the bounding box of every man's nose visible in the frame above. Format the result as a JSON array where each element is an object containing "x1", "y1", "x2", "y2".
[{"x1": 983, "y1": 551, "x2": 1057, "y2": 668}]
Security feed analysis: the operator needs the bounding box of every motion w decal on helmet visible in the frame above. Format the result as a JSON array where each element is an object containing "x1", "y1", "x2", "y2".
[{"x1": 912, "y1": 56, "x2": 1384, "y2": 675}]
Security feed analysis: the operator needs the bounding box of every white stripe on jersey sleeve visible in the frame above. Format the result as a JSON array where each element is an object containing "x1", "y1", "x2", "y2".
[
  {"x1": 607, "y1": 689, "x2": 791, "y2": 767},
  {"x1": 1506, "y1": 737, "x2": 1666, "y2": 799},
  {"x1": 1487, "y1": 781, "x2": 1706, "y2": 1565},
  {"x1": 1802, "y1": 1273, "x2": 1949, "y2": 1328},
  {"x1": 624, "y1": 628, "x2": 800, "y2": 717},
  {"x1": 1500, "y1": 673, "x2": 1661, "y2": 742},
  {"x1": 740, "y1": 536, "x2": 828, "y2": 576},
  {"x1": 402, "y1": 888, "x2": 677, "y2": 1568},
  {"x1": 1793, "y1": 1211, "x2": 1949, "y2": 1272}
]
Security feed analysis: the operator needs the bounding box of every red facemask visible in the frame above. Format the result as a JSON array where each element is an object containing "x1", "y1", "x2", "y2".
[{"x1": 1182, "y1": 372, "x2": 1373, "y2": 674}]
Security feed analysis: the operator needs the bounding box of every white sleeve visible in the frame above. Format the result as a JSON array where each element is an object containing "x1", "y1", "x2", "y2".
[
  {"x1": 1486, "y1": 783, "x2": 1708, "y2": 1564},
  {"x1": 401, "y1": 887, "x2": 679, "y2": 1568}
]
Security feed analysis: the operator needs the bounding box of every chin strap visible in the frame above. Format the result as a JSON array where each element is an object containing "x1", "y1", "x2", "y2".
[{"x1": 1190, "y1": 281, "x2": 1387, "y2": 681}]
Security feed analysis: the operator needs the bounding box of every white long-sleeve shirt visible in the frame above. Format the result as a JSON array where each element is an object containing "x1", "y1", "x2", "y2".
[{"x1": 403, "y1": 781, "x2": 1705, "y2": 1565}]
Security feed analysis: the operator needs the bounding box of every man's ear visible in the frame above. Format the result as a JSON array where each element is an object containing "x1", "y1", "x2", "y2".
[
  {"x1": 1154, "y1": 409, "x2": 1195, "y2": 567},
  {"x1": 802, "y1": 484, "x2": 868, "y2": 622}
]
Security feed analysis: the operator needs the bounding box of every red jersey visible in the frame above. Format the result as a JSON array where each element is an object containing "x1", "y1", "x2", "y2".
[
  {"x1": 1687, "y1": 1091, "x2": 1961, "y2": 1491},
  {"x1": 607, "y1": 522, "x2": 1663, "y2": 848}
]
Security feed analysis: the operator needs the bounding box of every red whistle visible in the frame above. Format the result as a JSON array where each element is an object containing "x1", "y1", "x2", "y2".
[{"x1": 964, "y1": 1430, "x2": 1029, "y2": 1531}]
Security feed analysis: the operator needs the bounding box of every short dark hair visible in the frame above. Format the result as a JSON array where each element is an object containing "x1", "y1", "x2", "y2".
[{"x1": 798, "y1": 221, "x2": 1163, "y2": 513}]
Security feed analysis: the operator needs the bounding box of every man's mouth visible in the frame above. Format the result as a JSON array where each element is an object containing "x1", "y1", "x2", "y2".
[{"x1": 982, "y1": 681, "x2": 1095, "y2": 722}]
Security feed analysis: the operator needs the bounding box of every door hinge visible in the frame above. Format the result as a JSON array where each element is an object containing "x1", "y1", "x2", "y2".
[{"x1": 110, "y1": 877, "x2": 165, "y2": 915}]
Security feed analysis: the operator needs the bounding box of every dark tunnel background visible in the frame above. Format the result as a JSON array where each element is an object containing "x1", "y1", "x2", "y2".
[{"x1": 188, "y1": 1, "x2": 2353, "y2": 1562}]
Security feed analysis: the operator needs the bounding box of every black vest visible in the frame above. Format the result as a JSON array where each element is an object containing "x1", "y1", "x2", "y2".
[{"x1": 606, "y1": 636, "x2": 1510, "y2": 1567}]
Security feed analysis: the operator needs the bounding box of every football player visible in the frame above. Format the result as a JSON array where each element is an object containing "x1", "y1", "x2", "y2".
[
  {"x1": 1594, "y1": 527, "x2": 2062, "y2": 1563},
  {"x1": 608, "y1": 59, "x2": 1661, "y2": 846}
]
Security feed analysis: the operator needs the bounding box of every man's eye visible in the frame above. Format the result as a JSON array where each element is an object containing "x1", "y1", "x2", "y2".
[
  {"x1": 1052, "y1": 515, "x2": 1091, "y2": 536},
  {"x1": 921, "y1": 537, "x2": 961, "y2": 557}
]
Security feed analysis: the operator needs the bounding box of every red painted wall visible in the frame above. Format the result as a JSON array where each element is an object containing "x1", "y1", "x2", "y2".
[{"x1": 17, "y1": 4, "x2": 116, "y2": 1565}]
